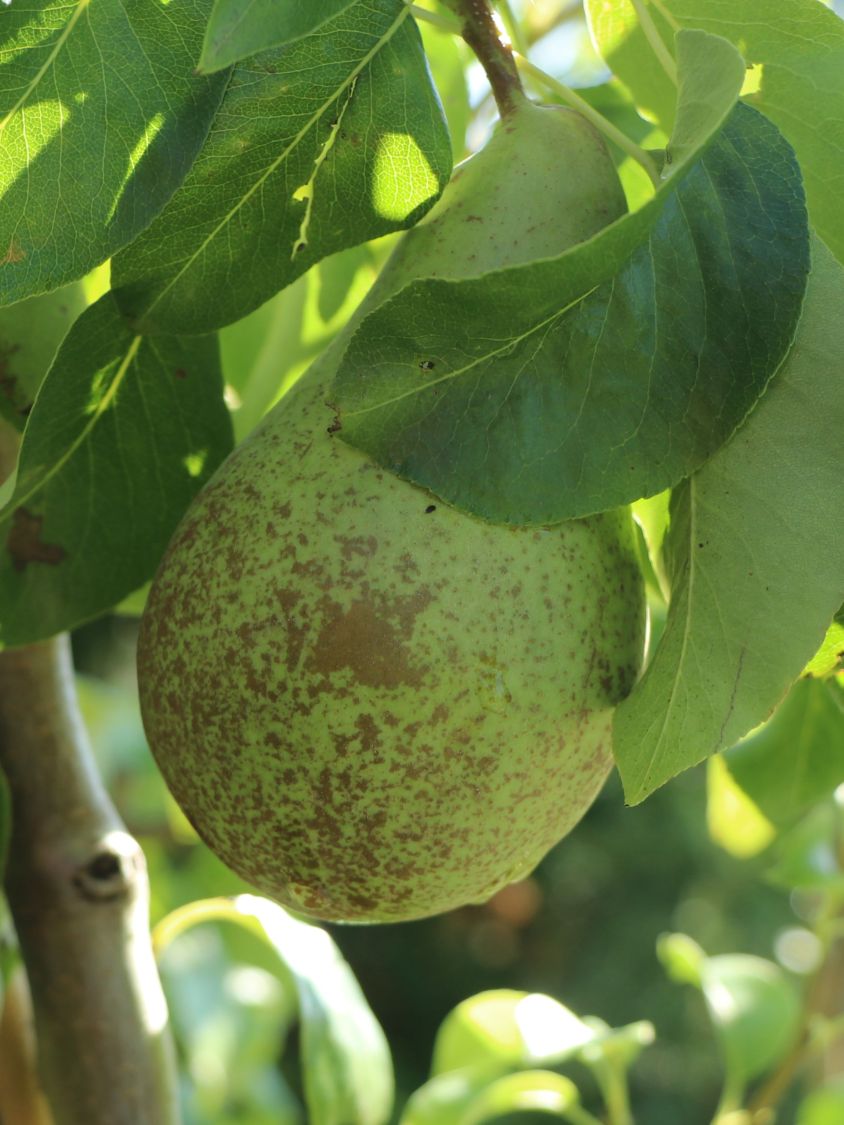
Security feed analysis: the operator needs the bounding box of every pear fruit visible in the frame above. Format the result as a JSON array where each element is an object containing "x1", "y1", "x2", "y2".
[{"x1": 137, "y1": 99, "x2": 646, "y2": 923}]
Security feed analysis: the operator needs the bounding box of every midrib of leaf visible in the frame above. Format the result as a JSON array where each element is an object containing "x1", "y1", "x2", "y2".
[
  {"x1": 5, "y1": 334, "x2": 142, "y2": 516},
  {"x1": 0, "y1": 0, "x2": 91, "y2": 135},
  {"x1": 140, "y1": 4, "x2": 411, "y2": 321},
  {"x1": 636, "y1": 479, "x2": 699, "y2": 791},
  {"x1": 344, "y1": 286, "x2": 600, "y2": 418}
]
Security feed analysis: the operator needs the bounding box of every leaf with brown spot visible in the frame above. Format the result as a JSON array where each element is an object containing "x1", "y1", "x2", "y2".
[
  {"x1": 6, "y1": 508, "x2": 67, "y2": 573},
  {"x1": 0, "y1": 294, "x2": 232, "y2": 648}
]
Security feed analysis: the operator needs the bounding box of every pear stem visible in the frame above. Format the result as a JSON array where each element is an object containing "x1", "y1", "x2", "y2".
[
  {"x1": 408, "y1": 1, "x2": 660, "y2": 187},
  {"x1": 630, "y1": 0, "x2": 678, "y2": 85},
  {"x1": 496, "y1": 0, "x2": 529, "y2": 57},
  {"x1": 405, "y1": 4, "x2": 460, "y2": 34},
  {"x1": 441, "y1": 0, "x2": 526, "y2": 116},
  {"x1": 513, "y1": 55, "x2": 662, "y2": 187}
]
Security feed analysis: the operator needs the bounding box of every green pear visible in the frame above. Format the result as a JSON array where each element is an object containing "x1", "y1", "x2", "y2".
[{"x1": 137, "y1": 99, "x2": 646, "y2": 923}]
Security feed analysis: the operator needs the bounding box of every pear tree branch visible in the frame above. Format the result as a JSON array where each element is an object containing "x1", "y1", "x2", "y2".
[{"x1": 0, "y1": 629, "x2": 181, "y2": 1124}]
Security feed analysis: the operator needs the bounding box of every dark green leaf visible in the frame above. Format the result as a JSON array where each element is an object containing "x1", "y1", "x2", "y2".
[
  {"x1": 0, "y1": 0, "x2": 228, "y2": 306},
  {"x1": 0, "y1": 282, "x2": 87, "y2": 431},
  {"x1": 614, "y1": 237, "x2": 844, "y2": 803},
  {"x1": 334, "y1": 101, "x2": 808, "y2": 523},
  {"x1": 0, "y1": 294, "x2": 233, "y2": 648},
  {"x1": 724, "y1": 678, "x2": 844, "y2": 826},
  {"x1": 113, "y1": 1, "x2": 451, "y2": 334},
  {"x1": 587, "y1": 0, "x2": 844, "y2": 267},
  {"x1": 200, "y1": 0, "x2": 357, "y2": 72}
]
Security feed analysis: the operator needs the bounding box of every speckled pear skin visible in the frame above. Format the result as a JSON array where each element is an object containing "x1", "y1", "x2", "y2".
[{"x1": 137, "y1": 102, "x2": 645, "y2": 923}]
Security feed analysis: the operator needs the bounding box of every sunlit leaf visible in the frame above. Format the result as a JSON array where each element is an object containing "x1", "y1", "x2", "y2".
[
  {"x1": 803, "y1": 620, "x2": 844, "y2": 678},
  {"x1": 587, "y1": 0, "x2": 844, "y2": 266},
  {"x1": 585, "y1": 0, "x2": 678, "y2": 130},
  {"x1": 432, "y1": 990, "x2": 595, "y2": 1076},
  {"x1": 113, "y1": 1, "x2": 451, "y2": 334},
  {"x1": 0, "y1": 0, "x2": 228, "y2": 305},
  {"x1": 335, "y1": 49, "x2": 809, "y2": 523},
  {"x1": 614, "y1": 237, "x2": 844, "y2": 803},
  {"x1": 707, "y1": 755, "x2": 776, "y2": 860},
  {"x1": 0, "y1": 294, "x2": 233, "y2": 647}
]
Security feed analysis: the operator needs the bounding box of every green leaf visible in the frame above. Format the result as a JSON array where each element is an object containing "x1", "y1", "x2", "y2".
[
  {"x1": 588, "y1": 0, "x2": 844, "y2": 267},
  {"x1": 699, "y1": 954, "x2": 801, "y2": 1088},
  {"x1": 0, "y1": 293, "x2": 233, "y2": 648},
  {"x1": 723, "y1": 678, "x2": 844, "y2": 826},
  {"x1": 0, "y1": 0, "x2": 228, "y2": 306},
  {"x1": 200, "y1": 0, "x2": 357, "y2": 72},
  {"x1": 660, "y1": 937, "x2": 801, "y2": 1095},
  {"x1": 335, "y1": 62, "x2": 810, "y2": 523},
  {"x1": 113, "y1": 1, "x2": 451, "y2": 334},
  {"x1": 0, "y1": 281, "x2": 88, "y2": 431},
  {"x1": 417, "y1": 19, "x2": 472, "y2": 160},
  {"x1": 584, "y1": 0, "x2": 678, "y2": 132},
  {"x1": 459, "y1": 1071, "x2": 583, "y2": 1124},
  {"x1": 766, "y1": 804, "x2": 844, "y2": 892},
  {"x1": 432, "y1": 991, "x2": 595, "y2": 1077},
  {"x1": 614, "y1": 236, "x2": 844, "y2": 803},
  {"x1": 238, "y1": 895, "x2": 394, "y2": 1125}
]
